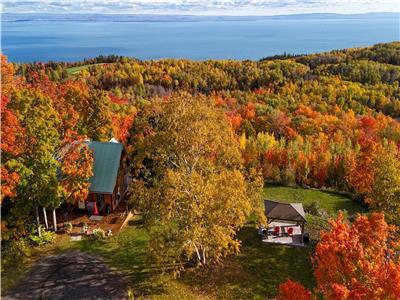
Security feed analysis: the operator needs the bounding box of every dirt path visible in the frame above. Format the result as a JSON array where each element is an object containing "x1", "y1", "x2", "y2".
[{"x1": 4, "y1": 251, "x2": 128, "y2": 300}]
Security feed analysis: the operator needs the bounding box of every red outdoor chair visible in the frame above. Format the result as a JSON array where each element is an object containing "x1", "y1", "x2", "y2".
[
  {"x1": 287, "y1": 227, "x2": 294, "y2": 236},
  {"x1": 274, "y1": 226, "x2": 280, "y2": 236}
]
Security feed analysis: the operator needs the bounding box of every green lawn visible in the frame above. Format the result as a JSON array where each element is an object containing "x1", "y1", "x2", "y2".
[
  {"x1": 65, "y1": 216, "x2": 314, "y2": 300},
  {"x1": 179, "y1": 226, "x2": 315, "y2": 299},
  {"x1": 263, "y1": 183, "x2": 365, "y2": 215},
  {"x1": 5, "y1": 217, "x2": 312, "y2": 299},
  {"x1": 68, "y1": 218, "x2": 215, "y2": 299},
  {"x1": 66, "y1": 63, "x2": 105, "y2": 76}
]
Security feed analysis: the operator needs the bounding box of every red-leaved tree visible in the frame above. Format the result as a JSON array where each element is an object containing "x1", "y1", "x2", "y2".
[
  {"x1": 278, "y1": 213, "x2": 400, "y2": 300},
  {"x1": 1, "y1": 55, "x2": 24, "y2": 202},
  {"x1": 57, "y1": 134, "x2": 94, "y2": 205},
  {"x1": 277, "y1": 280, "x2": 314, "y2": 300}
]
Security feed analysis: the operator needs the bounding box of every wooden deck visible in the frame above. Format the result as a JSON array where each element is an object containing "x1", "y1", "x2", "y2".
[
  {"x1": 54, "y1": 199, "x2": 132, "y2": 235},
  {"x1": 261, "y1": 221, "x2": 305, "y2": 247}
]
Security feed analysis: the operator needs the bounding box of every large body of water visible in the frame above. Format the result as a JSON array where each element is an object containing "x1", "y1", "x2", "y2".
[{"x1": 2, "y1": 14, "x2": 399, "y2": 62}]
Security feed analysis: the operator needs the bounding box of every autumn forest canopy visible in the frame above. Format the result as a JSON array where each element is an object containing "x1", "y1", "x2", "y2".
[{"x1": 1, "y1": 42, "x2": 400, "y2": 298}]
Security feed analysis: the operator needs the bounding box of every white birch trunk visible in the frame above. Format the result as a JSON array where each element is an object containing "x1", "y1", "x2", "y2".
[
  {"x1": 52, "y1": 209, "x2": 57, "y2": 232},
  {"x1": 192, "y1": 242, "x2": 202, "y2": 263},
  {"x1": 34, "y1": 203, "x2": 41, "y2": 237},
  {"x1": 43, "y1": 207, "x2": 49, "y2": 229}
]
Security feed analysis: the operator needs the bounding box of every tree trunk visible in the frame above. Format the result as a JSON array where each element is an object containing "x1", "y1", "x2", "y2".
[
  {"x1": 34, "y1": 203, "x2": 42, "y2": 237},
  {"x1": 43, "y1": 207, "x2": 49, "y2": 229},
  {"x1": 192, "y1": 241, "x2": 202, "y2": 263},
  {"x1": 52, "y1": 209, "x2": 57, "y2": 232},
  {"x1": 192, "y1": 242, "x2": 207, "y2": 265}
]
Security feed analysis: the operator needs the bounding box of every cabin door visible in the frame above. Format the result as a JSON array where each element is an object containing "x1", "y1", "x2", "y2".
[{"x1": 96, "y1": 194, "x2": 105, "y2": 213}]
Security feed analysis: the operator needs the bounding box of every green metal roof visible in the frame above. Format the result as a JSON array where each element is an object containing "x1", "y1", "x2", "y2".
[{"x1": 86, "y1": 141, "x2": 123, "y2": 194}]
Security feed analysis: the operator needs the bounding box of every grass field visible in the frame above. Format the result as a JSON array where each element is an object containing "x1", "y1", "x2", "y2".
[
  {"x1": 263, "y1": 183, "x2": 365, "y2": 215},
  {"x1": 68, "y1": 217, "x2": 314, "y2": 300},
  {"x1": 66, "y1": 63, "x2": 105, "y2": 76}
]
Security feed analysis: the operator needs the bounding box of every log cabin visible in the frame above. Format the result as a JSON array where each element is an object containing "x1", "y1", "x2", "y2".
[{"x1": 77, "y1": 140, "x2": 129, "y2": 214}]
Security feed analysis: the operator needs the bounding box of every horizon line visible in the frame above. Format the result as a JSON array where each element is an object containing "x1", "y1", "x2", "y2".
[{"x1": 2, "y1": 11, "x2": 399, "y2": 17}]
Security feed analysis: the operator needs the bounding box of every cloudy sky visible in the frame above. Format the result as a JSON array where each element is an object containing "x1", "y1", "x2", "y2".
[{"x1": 2, "y1": 0, "x2": 399, "y2": 15}]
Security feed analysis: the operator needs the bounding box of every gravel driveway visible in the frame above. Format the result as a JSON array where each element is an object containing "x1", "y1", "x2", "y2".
[{"x1": 4, "y1": 251, "x2": 128, "y2": 300}]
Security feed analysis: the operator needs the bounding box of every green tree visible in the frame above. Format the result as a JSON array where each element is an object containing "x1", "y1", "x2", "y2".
[
  {"x1": 369, "y1": 148, "x2": 400, "y2": 225},
  {"x1": 84, "y1": 90, "x2": 113, "y2": 141},
  {"x1": 10, "y1": 88, "x2": 61, "y2": 236},
  {"x1": 130, "y1": 93, "x2": 265, "y2": 272}
]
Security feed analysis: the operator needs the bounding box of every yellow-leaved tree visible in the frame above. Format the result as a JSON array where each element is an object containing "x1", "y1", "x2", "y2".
[
  {"x1": 129, "y1": 92, "x2": 265, "y2": 273},
  {"x1": 369, "y1": 146, "x2": 400, "y2": 225}
]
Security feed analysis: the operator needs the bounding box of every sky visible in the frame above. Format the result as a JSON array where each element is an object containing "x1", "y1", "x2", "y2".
[{"x1": 2, "y1": 0, "x2": 399, "y2": 16}]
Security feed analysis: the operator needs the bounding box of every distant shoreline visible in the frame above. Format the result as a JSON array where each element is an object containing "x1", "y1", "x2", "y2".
[{"x1": 2, "y1": 12, "x2": 398, "y2": 23}]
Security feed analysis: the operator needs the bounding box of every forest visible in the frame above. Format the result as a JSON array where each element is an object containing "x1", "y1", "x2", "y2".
[{"x1": 1, "y1": 42, "x2": 400, "y2": 299}]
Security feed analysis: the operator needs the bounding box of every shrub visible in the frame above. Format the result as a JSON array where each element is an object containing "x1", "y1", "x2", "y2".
[
  {"x1": 304, "y1": 201, "x2": 321, "y2": 216},
  {"x1": 28, "y1": 229, "x2": 55, "y2": 246},
  {"x1": 305, "y1": 214, "x2": 329, "y2": 241},
  {"x1": 1, "y1": 239, "x2": 31, "y2": 268},
  {"x1": 1, "y1": 239, "x2": 32, "y2": 283},
  {"x1": 92, "y1": 228, "x2": 106, "y2": 240}
]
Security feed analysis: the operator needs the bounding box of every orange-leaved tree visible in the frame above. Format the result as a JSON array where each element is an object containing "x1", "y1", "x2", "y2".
[
  {"x1": 1, "y1": 55, "x2": 24, "y2": 202},
  {"x1": 278, "y1": 212, "x2": 400, "y2": 300},
  {"x1": 346, "y1": 137, "x2": 380, "y2": 197},
  {"x1": 0, "y1": 95, "x2": 24, "y2": 201},
  {"x1": 277, "y1": 280, "x2": 314, "y2": 300},
  {"x1": 48, "y1": 133, "x2": 94, "y2": 231},
  {"x1": 57, "y1": 134, "x2": 94, "y2": 205}
]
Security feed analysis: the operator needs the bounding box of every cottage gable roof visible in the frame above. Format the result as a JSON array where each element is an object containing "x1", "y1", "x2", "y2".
[
  {"x1": 264, "y1": 200, "x2": 306, "y2": 222},
  {"x1": 86, "y1": 141, "x2": 123, "y2": 194}
]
